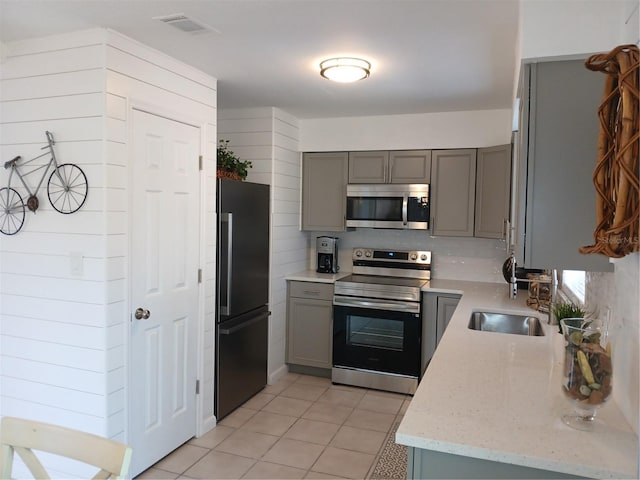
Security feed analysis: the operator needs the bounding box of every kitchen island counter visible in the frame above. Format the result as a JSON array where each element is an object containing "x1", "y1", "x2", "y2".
[{"x1": 399, "y1": 280, "x2": 637, "y2": 479}]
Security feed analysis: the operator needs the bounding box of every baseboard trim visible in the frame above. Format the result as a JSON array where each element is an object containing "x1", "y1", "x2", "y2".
[{"x1": 268, "y1": 363, "x2": 289, "y2": 384}]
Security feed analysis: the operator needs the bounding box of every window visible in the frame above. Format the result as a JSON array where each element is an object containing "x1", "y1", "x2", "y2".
[{"x1": 561, "y1": 270, "x2": 586, "y2": 304}]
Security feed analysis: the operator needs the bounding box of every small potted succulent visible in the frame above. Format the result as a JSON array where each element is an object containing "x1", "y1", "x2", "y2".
[{"x1": 217, "y1": 139, "x2": 252, "y2": 181}]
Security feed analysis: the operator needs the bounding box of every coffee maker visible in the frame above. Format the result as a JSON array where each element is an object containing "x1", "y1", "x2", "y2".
[{"x1": 316, "y1": 236, "x2": 339, "y2": 273}]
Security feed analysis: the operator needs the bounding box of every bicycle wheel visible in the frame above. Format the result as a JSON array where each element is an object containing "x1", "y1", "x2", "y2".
[
  {"x1": 47, "y1": 163, "x2": 88, "y2": 214},
  {"x1": 0, "y1": 187, "x2": 26, "y2": 235}
]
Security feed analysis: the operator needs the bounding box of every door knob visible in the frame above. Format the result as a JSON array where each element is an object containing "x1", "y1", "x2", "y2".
[{"x1": 134, "y1": 308, "x2": 151, "y2": 320}]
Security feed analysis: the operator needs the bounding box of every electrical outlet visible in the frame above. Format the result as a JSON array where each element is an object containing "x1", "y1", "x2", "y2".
[{"x1": 70, "y1": 252, "x2": 83, "y2": 276}]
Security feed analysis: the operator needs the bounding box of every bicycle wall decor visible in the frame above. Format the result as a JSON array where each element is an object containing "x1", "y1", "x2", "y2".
[{"x1": 0, "y1": 131, "x2": 88, "y2": 235}]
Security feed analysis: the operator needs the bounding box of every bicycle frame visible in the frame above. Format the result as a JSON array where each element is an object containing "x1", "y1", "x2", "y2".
[
  {"x1": 1, "y1": 130, "x2": 89, "y2": 234},
  {"x1": 7, "y1": 131, "x2": 62, "y2": 201}
]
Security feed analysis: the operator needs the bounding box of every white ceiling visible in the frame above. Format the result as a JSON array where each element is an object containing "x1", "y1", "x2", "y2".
[{"x1": 0, "y1": 0, "x2": 520, "y2": 119}]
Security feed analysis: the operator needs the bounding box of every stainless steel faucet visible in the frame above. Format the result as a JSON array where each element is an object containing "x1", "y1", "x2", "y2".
[{"x1": 507, "y1": 254, "x2": 558, "y2": 324}]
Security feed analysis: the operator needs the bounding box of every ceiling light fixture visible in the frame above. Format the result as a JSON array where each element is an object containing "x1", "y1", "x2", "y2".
[{"x1": 320, "y1": 57, "x2": 371, "y2": 83}]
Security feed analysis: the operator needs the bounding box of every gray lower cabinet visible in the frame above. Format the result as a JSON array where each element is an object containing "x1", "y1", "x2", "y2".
[
  {"x1": 407, "y1": 447, "x2": 582, "y2": 479},
  {"x1": 430, "y1": 149, "x2": 477, "y2": 236},
  {"x1": 475, "y1": 145, "x2": 511, "y2": 239},
  {"x1": 435, "y1": 295, "x2": 460, "y2": 341},
  {"x1": 516, "y1": 60, "x2": 611, "y2": 271},
  {"x1": 286, "y1": 281, "x2": 333, "y2": 369},
  {"x1": 421, "y1": 292, "x2": 461, "y2": 375},
  {"x1": 348, "y1": 150, "x2": 431, "y2": 184},
  {"x1": 302, "y1": 152, "x2": 348, "y2": 231}
]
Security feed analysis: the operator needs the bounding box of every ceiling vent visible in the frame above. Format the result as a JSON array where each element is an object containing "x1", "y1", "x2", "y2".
[{"x1": 152, "y1": 13, "x2": 218, "y2": 35}]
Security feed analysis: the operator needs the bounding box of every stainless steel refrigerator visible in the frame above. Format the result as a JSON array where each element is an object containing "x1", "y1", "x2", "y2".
[{"x1": 215, "y1": 179, "x2": 270, "y2": 419}]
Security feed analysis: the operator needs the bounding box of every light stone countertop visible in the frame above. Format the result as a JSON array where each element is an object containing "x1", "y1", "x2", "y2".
[
  {"x1": 399, "y1": 280, "x2": 638, "y2": 479},
  {"x1": 285, "y1": 270, "x2": 351, "y2": 283}
]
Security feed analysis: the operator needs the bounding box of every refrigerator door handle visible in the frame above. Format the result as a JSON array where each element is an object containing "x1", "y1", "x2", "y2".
[{"x1": 221, "y1": 212, "x2": 233, "y2": 316}]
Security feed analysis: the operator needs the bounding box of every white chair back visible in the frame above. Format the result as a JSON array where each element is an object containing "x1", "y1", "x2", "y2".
[{"x1": 0, "y1": 416, "x2": 132, "y2": 479}]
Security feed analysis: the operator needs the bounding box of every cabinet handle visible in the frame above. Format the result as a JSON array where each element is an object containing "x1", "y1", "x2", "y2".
[{"x1": 303, "y1": 290, "x2": 320, "y2": 296}]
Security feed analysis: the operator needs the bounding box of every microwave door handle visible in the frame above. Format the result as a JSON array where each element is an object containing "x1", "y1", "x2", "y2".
[
  {"x1": 402, "y1": 194, "x2": 408, "y2": 226},
  {"x1": 221, "y1": 212, "x2": 233, "y2": 315}
]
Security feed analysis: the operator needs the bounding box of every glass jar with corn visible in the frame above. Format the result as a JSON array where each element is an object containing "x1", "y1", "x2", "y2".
[{"x1": 560, "y1": 318, "x2": 613, "y2": 431}]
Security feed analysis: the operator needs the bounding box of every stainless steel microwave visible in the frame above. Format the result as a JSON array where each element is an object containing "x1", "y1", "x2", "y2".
[{"x1": 346, "y1": 184, "x2": 430, "y2": 229}]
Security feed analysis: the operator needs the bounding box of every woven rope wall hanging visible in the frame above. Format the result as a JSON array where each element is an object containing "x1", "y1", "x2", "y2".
[{"x1": 580, "y1": 44, "x2": 639, "y2": 258}]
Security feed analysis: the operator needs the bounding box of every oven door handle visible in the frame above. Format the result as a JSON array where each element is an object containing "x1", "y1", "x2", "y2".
[{"x1": 333, "y1": 296, "x2": 420, "y2": 313}]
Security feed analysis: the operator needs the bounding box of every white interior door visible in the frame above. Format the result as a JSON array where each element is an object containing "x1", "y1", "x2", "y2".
[{"x1": 129, "y1": 109, "x2": 200, "y2": 475}]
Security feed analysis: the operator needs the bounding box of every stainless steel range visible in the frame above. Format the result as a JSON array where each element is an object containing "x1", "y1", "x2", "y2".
[{"x1": 332, "y1": 248, "x2": 431, "y2": 394}]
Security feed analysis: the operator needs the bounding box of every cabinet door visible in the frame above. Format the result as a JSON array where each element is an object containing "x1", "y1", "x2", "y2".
[
  {"x1": 421, "y1": 292, "x2": 461, "y2": 376},
  {"x1": 522, "y1": 61, "x2": 611, "y2": 271},
  {"x1": 475, "y1": 145, "x2": 511, "y2": 239},
  {"x1": 287, "y1": 296, "x2": 333, "y2": 369},
  {"x1": 421, "y1": 293, "x2": 438, "y2": 376},
  {"x1": 348, "y1": 151, "x2": 389, "y2": 183},
  {"x1": 389, "y1": 150, "x2": 432, "y2": 183},
  {"x1": 431, "y1": 149, "x2": 477, "y2": 236},
  {"x1": 302, "y1": 152, "x2": 348, "y2": 231},
  {"x1": 436, "y1": 295, "x2": 460, "y2": 344}
]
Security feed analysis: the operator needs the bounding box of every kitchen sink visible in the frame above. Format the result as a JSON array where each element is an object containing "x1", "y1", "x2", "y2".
[{"x1": 468, "y1": 311, "x2": 544, "y2": 336}]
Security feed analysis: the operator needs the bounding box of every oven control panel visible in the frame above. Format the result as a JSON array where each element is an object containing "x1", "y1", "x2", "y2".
[{"x1": 352, "y1": 248, "x2": 431, "y2": 265}]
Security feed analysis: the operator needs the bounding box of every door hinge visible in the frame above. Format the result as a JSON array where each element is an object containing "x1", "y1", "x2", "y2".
[
  {"x1": 198, "y1": 268, "x2": 202, "y2": 283},
  {"x1": 195, "y1": 379, "x2": 200, "y2": 394},
  {"x1": 199, "y1": 155, "x2": 203, "y2": 171}
]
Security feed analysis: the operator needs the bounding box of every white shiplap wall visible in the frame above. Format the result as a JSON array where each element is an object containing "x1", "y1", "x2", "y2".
[
  {"x1": 270, "y1": 110, "x2": 306, "y2": 380},
  {"x1": 218, "y1": 108, "x2": 305, "y2": 382},
  {"x1": 0, "y1": 28, "x2": 217, "y2": 476},
  {"x1": 0, "y1": 31, "x2": 114, "y2": 443}
]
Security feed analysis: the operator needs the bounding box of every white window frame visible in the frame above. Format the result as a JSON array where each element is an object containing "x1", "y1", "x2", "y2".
[{"x1": 559, "y1": 270, "x2": 586, "y2": 305}]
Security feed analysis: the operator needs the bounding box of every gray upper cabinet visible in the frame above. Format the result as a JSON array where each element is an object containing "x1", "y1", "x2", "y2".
[
  {"x1": 517, "y1": 60, "x2": 612, "y2": 271},
  {"x1": 475, "y1": 145, "x2": 511, "y2": 239},
  {"x1": 349, "y1": 150, "x2": 431, "y2": 183},
  {"x1": 431, "y1": 149, "x2": 477, "y2": 236},
  {"x1": 302, "y1": 152, "x2": 348, "y2": 231},
  {"x1": 389, "y1": 150, "x2": 432, "y2": 183},
  {"x1": 348, "y1": 151, "x2": 389, "y2": 183}
]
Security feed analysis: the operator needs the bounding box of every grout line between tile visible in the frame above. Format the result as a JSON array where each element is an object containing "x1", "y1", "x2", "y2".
[{"x1": 140, "y1": 373, "x2": 407, "y2": 480}]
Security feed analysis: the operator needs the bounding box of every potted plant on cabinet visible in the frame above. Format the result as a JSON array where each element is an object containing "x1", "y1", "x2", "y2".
[{"x1": 217, "y1": 139, "x2": 252, "y2": 181}]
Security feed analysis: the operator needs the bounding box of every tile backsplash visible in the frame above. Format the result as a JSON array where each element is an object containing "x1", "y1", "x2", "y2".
[
  {"x1": 585, "y1": 254, "x2": 639, "y2": 434},
  {"x1": 308, "y1": 229, "x2": 508, "y2": 284}
]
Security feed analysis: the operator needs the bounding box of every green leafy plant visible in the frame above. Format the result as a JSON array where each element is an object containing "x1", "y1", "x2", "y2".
[
  {"x1": 553, "y1": 301, "x2": 587, "y2": 333},
  {"x1": 217, "y1": 139, "x2": 252, "y2": 180}
]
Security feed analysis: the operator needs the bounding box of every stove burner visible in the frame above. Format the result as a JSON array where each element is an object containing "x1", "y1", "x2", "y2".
[{"x1": 334, "y1": 248, "x2": 432, "y2": 305}]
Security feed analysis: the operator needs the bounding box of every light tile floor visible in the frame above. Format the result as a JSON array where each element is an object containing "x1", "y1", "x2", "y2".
[{"x1": 136, "y1": 373, "x2": 411, "y2": 479}]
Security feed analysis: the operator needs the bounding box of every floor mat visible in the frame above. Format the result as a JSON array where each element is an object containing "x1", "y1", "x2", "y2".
[{"x1": 368, "y1": 421, "x2": 407, "y2": 479}]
